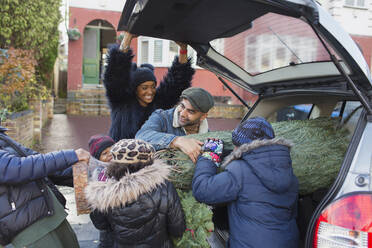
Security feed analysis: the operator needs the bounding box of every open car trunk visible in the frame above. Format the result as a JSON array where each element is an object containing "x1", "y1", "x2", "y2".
[
  {"x1": 117, "y1": 0, "x2": 372, "y2": 247},
  {"x1": 210, "y1": 92, "x2": 365, "y2": 247},
  {"x1": 118, "y1": 0, "x2": 372, "y2": 96}
]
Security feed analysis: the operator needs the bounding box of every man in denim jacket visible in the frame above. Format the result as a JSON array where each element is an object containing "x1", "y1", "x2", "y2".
[{"x1": 136, "y1": 87, "x2": 214, "y2": 163}]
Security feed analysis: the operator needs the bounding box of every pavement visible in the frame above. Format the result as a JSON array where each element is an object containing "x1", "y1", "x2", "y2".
[{"x1": 38, "y1": 114, "x2": 240, "y2": 248}]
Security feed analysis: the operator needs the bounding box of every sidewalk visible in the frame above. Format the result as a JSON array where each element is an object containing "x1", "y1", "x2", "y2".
[{"x1": 40, "y1": 114, "x2": 240, "y2": 247}]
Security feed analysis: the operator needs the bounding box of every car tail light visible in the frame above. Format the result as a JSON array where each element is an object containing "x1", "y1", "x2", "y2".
[{"x1": 313, "y1": 193, "x2": 372, "y2": 247}]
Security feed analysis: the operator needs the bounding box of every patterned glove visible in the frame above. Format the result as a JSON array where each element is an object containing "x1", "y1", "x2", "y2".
[
  {"x1": 201, "y1": 138, "x2": 224, "y2": 167},
  {"x1": 97, "y1": 168, "x2": 108, "y2": 182}
]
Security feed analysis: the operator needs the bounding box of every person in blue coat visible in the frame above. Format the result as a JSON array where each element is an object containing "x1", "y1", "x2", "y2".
[
  {"x1": 192, "y1": 117, "x2": 299, "y2": 248},
  {"x1": 0, "y1": 125, "x2": 90, "y2": 247}
]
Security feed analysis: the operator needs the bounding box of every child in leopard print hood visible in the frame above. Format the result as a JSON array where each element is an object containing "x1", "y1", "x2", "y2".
[{"x1": 85, "y1": 139, "x2": 186, "y2": 248}]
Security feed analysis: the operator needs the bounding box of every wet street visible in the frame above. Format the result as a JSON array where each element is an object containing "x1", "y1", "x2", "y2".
[
  {"x1": 40, "y1": 114, "x2": 112, "y2": 248},
  {"x1": 39, "y1": 114, "x2": 239, "y2": 247}
]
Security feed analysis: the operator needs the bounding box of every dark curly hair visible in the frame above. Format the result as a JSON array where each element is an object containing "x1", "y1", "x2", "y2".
[{"x1": 106, "y1": 159, "x2": 153, "y2": 181}]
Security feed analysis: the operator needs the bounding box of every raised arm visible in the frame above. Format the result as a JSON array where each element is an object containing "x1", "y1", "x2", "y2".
[
  {"x1": 103, "y1": 32, "x2": 135, "y2": 107},
  {"x1": 154, "y1": 43, "x2": 194, "y2": 109}
]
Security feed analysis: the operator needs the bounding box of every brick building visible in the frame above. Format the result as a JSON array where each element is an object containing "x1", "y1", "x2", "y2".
[{"x1": 65, "y1": 0, "x2": 251, "y2": 117}]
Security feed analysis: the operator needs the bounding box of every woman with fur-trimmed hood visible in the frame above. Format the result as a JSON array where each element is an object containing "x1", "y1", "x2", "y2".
[
  {"x1": 192, "y1": 117, "x2": 299, "y2": 248},
  {"x1": 86, "y1": 139, "x2": 186, "y2": 248},
  {"x1": 104, "y1": 32, "x2": 194, "y2": 142}
]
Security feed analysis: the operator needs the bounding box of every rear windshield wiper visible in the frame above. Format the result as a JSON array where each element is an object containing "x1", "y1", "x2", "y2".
[{"x1": 268, "y1": 26, "x2": 303, "y2": 64}]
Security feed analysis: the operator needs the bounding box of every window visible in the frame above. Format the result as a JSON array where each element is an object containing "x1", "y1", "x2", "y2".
[
  {"x1": 169, "y1": 41, "x2": 179, "y2": 62},
  {"x1": 340, "y1": 101, "x2": 363, "y2": 136},
  {"x1": 154, "y1": 40, "x2": 163, "y2": 63},
  {"x1": 141, "y1": 41, "x2": 149, "y2": 64},
  {"x1": 137, "y1": 37, "x2": 199, "y2": 67},
  {"x1": 273, "y1": 104, "x2": 313, "y2": 122},
  {"x1": 345, "y1": 0, "x2": 366, "y2": 8},
  {"x1": 244, "y1": 34, "x2": 318, "y2": 73}
]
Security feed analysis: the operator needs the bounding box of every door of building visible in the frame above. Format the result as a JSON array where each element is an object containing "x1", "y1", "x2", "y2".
[{"x1": 83, "y1": 27, "x2": 100, "y2": 84}]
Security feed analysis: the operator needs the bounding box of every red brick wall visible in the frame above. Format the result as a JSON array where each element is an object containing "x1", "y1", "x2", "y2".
[
  {"x1": 351, "y1": 35, "x2": 372, "y2": 68},
  {"x1": 67, "y1": 7, "x2": 255, "y2": 103},
  {"x1": 68, "y1": 7, "x2": 137, "y2": 91},
  {"x1": 154, "y1": 67, "x2": 256, "y2": 104}
]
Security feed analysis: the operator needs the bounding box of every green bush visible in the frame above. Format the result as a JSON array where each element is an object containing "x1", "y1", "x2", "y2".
[
  {"x1": 0, "y1": 0, "x2": 62, "y2": 87},
  {"x1": 0, "y1": 48, "x2": 50, "y2": 116}
]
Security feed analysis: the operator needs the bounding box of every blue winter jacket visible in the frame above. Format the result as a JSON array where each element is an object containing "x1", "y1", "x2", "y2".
[
  {"x1": 0, "y1": 127, "x2": 78, "y2": 246},
  {"x1": 192, "y1": 138, "x2": 299, "y2": 248},
  {"x1": 135, "y1": 107, "x2": 186, "y2": 151}
]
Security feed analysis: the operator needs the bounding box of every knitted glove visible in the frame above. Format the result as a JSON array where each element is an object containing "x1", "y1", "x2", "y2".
[
  {"x1": 97, "y1": 168, "x2": 108, "y2": 182},
  {"x1": 201, "y1": 138, "x2": 224, "y2": 167}
]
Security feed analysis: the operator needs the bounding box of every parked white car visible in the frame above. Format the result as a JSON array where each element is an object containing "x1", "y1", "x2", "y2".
[{"x1": 119, "y1": 0, "x2": 372, "y2": 247}]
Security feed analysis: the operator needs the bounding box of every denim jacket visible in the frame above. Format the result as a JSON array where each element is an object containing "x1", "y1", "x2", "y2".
[{"x1": 135, "y1": 107, "x2": 209, "y2": 151}]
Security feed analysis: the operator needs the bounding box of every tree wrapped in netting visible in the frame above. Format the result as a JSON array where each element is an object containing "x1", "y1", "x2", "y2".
[
  {"x1": 155, "y1": 118, "x2": 349, "y2": 195},
  {"x1": 161, "y1": 117, "x2": 349, "y2": 247}
]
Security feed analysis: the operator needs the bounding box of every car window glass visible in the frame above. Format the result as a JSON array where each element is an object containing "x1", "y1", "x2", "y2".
[
  {"x1": 210, "y1": 13, "x2": 341, "y2": 75},
  {"x1": 271, "y1": 104, "x2": 313, "y2": 122},
  {"x1": 339, "y1": 101, "x2": 362, "y2": 136},
  {"x1": 331, "y1": 102, "x2": 343, "y2": 117}
]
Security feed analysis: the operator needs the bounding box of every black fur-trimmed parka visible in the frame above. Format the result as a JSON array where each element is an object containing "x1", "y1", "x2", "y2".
[
  {"x1": 104, "y1": 46, "x2": 194, "y2": 142},
  {"x1": 85, "y1": 160, "x2": 186, "y2": 248}
]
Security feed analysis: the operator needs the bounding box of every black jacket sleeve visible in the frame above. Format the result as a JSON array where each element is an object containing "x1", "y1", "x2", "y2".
[
  {"x1": 48, "y1": 166, "x2": 73, "y2": 187},
  {"x1": 154, "y1": 57, "x2": 194, "y2": 110},
  {"x1": 104, "y1": 45, "x2": 135, "y2": 108},
  {"x1": 166, "y1": 181, "x2": 186, "y2": 237},
  {"x1": 90, "y1": 209, "x2": 112, "y2": 231}
]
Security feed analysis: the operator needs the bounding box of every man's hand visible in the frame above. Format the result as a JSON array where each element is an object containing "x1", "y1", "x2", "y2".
[
  {"x1": 75, "y1": 148, "x2": 90, "y2": 163},
  {"x1": 171, "y1": 136, "x2": 203, "y2": 163}
]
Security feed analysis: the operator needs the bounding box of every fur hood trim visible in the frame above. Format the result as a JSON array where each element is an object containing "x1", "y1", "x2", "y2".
[
  {"x1": 85, "y1": 160, "x2": 170, "y2": 212},
  {"x1": 221, "y1": 138, "x2": 293, "y2": 169}
]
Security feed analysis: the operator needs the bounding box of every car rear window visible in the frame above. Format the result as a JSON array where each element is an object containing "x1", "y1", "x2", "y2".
[
  {"x1": 210, "y1": 12, "x2": 340, "y2": 75},
  {"x1": 270, "y1": 101, "x2": 362, "y2": 139}
]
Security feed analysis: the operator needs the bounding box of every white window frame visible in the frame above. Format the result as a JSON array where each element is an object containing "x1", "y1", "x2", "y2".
[
  {"x1": 210, "y1": 39, "x2": 225, "y2": 55},
  {"x1": 344, "y1": 0, "x2": 367, "y2": 8},
  {"x1": 137, "y1": 36, "x2": 199, "y2": 68},
  {"x1": 137, "y1": 37, "x2": 167, "y2": 66}
]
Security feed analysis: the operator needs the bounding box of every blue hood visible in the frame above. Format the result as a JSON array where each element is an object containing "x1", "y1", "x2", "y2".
[{"x1": 222, "y1": 138, "x2": 294, "y2": 193}]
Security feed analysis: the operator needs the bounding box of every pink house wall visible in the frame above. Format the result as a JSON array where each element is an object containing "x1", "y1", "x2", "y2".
[
  {"x1": 68, "y1": 6, "x2": 254, "y2": 103},
  {"x1": 154, "y1": 68, "x2": 256, "y2": 104},
  {"x1": 351, "y1": 35, "x2": 372, "y2": 68},
  {"x1": 68, "y1": 7, "x2": 138, "y2": 91},
  {"x1": 68, "y1": 9, "x2": 370, "y2": 104}
]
